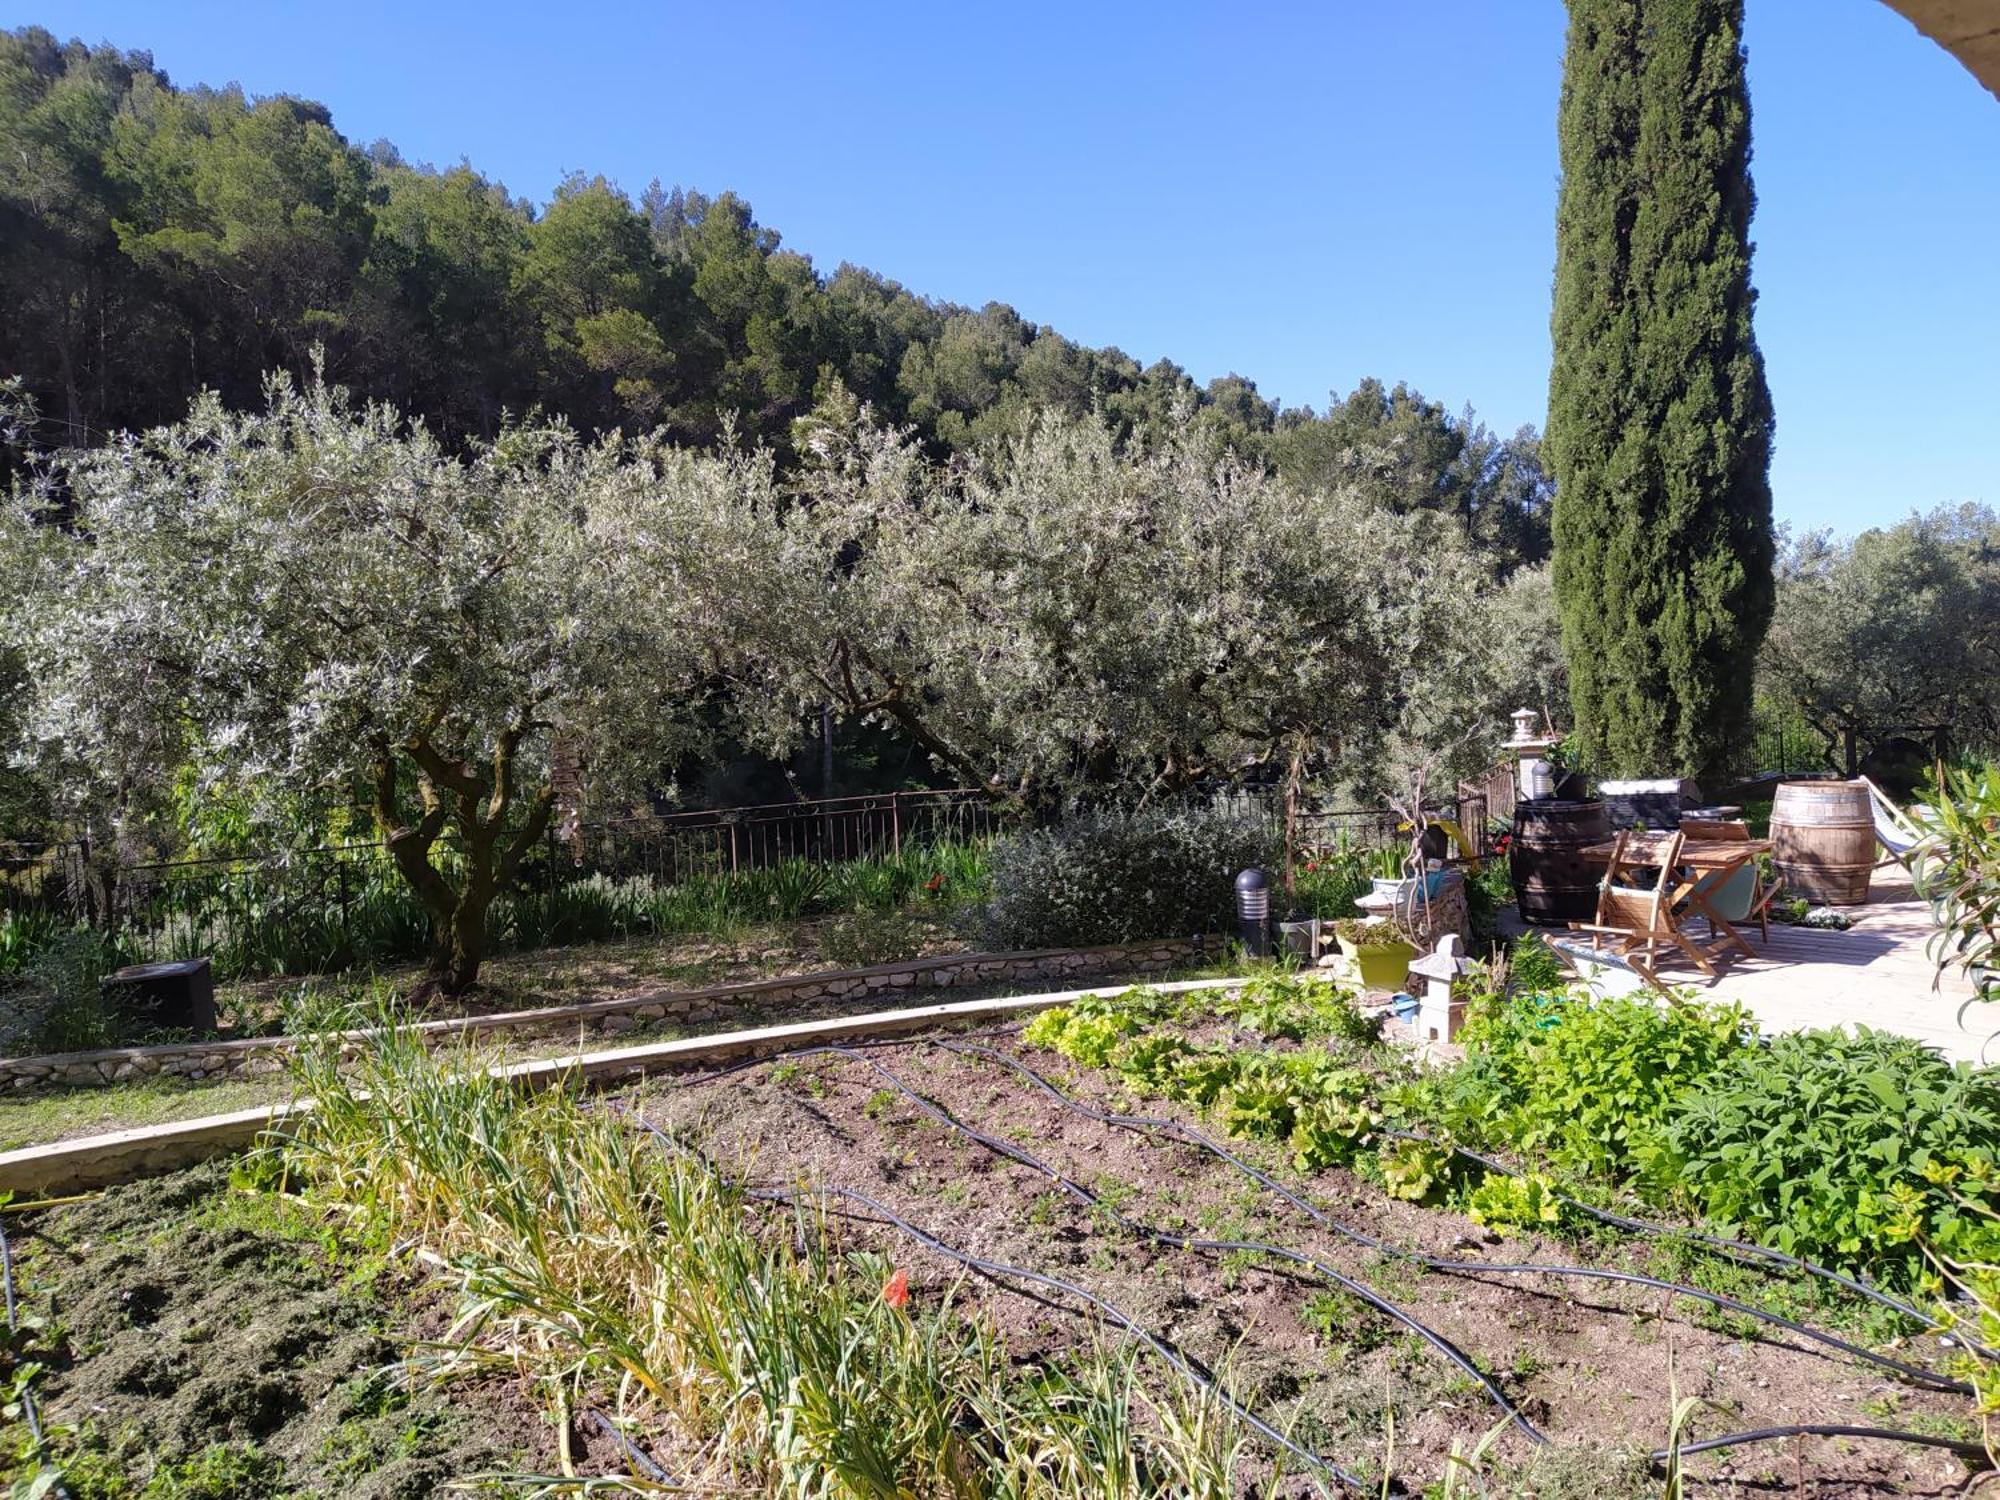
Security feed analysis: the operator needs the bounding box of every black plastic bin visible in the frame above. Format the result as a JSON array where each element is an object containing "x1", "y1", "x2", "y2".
[{"x1": 103, "y1": 957, "x2": 216, "y2": 1034}]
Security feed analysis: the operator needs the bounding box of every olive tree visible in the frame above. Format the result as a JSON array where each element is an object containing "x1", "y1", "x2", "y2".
[
  {"x1": 1759, "y1": 507, "x2": 2000, "y2": 770},
  {"x1": 764, "y1": 407, "x2": 1498, "y2": 818},
  {"x1": 1, "y1": 375, "x2": 773, "y2": 993}
]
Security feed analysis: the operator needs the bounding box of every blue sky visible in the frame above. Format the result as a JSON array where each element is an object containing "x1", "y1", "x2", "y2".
[{"x1": 16, "y1": 0, "x2": 1999, "y2": 536}]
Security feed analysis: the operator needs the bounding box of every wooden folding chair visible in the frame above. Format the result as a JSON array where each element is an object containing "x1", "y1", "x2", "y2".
[
  {"x1": 1673, "y1": 821, "x2": 1774, "y2": 945},
  {"x1": 1567, "y1": 831, "x2": 1728, "y2": 992}
]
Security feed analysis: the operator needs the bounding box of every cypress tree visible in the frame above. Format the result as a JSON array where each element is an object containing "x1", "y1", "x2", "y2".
[{"x1": 1546, "y1": 0, "x2": 1775, "y2": 783}]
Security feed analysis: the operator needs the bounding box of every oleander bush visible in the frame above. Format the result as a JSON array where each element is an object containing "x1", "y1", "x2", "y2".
[{"x1": 1914, "y1": 761, "x2": 2000, "y2": 998}]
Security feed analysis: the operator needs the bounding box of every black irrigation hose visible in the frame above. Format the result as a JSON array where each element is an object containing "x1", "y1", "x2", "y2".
[
  {"x1": 1667, "y1": 1423, "x2": 1988, "y2": 1462},
  {"x1": 764, "y1": 1043, "x2": 1547, "y2": 1448},
  {"x1": 585, "y1": 1407, "x2": 679, "y2": 1488},
  {"x1": 619, "y1": 1110, "x2": 1366, "y2": 1492},
  {"x1": 950, "y1": 1042, "x2": 1972, "y2": 1398}
]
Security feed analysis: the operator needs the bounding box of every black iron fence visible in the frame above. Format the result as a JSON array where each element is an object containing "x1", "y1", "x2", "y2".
[{"x1": 0, "y1": 782, "x2": 1478, "y2": 973}]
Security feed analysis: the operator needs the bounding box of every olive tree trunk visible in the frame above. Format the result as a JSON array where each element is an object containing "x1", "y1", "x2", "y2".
[{"x1": 371, "y1": 727, "x2": 555, "y2": 998}]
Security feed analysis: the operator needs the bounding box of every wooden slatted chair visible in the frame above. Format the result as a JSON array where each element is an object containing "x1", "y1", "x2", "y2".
[
  {"x1": 1563, "y1": 830, "x2": 1727, "y2": 994},
  {"x1": 1677, "y1": 819, "x2": 1775, "y2": 944}
]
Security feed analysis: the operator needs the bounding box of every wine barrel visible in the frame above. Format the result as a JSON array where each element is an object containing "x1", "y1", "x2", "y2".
[
  {"x1": 1771, "y1": 780, "x2": 1875, "y2": 905},
  {"x1": 1509, "y1": 799, "x2": 1611, "y2": 927}
]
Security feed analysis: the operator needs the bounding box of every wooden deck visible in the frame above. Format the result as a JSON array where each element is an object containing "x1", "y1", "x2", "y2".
[{"x1": 1524, "y1": 872, "x2": 1999, "y2": 1065}]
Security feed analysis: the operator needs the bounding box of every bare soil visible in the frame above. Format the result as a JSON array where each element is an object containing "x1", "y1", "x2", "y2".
[{"x1": 638, "y1": 1029, "x2": 1982, "y2": 1497}]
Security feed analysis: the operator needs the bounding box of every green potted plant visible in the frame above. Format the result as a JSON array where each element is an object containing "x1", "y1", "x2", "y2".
[
  {"x1": 1333, "y1": 917, "x2": 1415, "y2": 991},
  {"x1": 1546, "y1": 735, "x2": 1590, "y2": 801}
]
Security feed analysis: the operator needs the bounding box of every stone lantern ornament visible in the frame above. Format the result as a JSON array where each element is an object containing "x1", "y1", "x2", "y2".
[{"x1": 1406, "y1": 934, "x2": 1474, "y2": 1045}]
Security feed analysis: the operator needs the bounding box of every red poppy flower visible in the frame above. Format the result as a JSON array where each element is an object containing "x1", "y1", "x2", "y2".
[{"x1": 882, "y1": 1268, "x2": 910, "y2": 1308}]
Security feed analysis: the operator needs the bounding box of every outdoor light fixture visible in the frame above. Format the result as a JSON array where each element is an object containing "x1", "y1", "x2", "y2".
[
  {"x1": 1234, "y1": 867, "x2": 1271, "y2": 958},
  {"x1": 1506, "y1": 706, "x2": 1558, "y2": 802}
]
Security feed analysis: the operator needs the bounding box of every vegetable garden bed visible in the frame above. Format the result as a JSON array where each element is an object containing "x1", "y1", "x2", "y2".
[{"x1": 3, "y1": 977, "x2": 1987, "y2": 1497}]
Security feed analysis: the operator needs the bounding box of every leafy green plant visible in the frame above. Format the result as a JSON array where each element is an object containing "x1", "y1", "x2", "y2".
[
  {"x1": 1, "y1": 928, "x2": 127, "y2": 1054},
  {"x1": 1213, "y1": 974, "x2": 1377, "y2": 1045},
  {"x1": 1289, "y1": 1095, "x2": 1379, "y2": 1172},
  {"x1": 1379, "y1": 1137, "x2": 1454, "y2": 1204},
  {"x1": 1645, "y1": 1027, "x2": 2000, "y2": 1280},
  {"x1": 1022, "y1": 1004, "x2": 1144, "y2": 1068},
  {"x1": 1913, "y1": 762, "x2": 2000, "y2": 1000},
  {"x1": 1290, "y1": 849, "x2": 1370, "y2": 922},
  {"x1": 756, "y1": 859, "x2": 831, "y2": 921},
  {"x1": 1464, "y1": 1171, "x2": 1569, "y2": 1235},
  {"x1": 1444, "y1": 990, "x2": 1751, "y2": 1179},
  {"x1": 1501, "y1": 933, "x2": 1567, "y2": 994},
  {"x1": 1365, "y1": 846, "x2": 1407, "y2": 882}
]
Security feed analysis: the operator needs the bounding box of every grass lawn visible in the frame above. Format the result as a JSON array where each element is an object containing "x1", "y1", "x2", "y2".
[{"x1": 209, "y1": 914, "x2": 962, "y2": 1035}]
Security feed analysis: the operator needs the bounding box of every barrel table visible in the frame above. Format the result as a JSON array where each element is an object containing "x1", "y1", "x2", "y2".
[
  {"x1": 1770, "y1": 780, "x2": 1876, "y2": 905},
  {"x1": 1509, "y1": 799, "x2": 1611, "y2": 927}
]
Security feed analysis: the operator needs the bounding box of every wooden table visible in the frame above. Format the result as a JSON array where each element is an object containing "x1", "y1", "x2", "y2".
[{"x1": 1580, "y1": 833, "x2": 1773, "y2": 961}]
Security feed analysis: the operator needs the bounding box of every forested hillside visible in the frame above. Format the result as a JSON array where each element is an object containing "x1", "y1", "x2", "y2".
[{"x1": 0, "y1": 25, "x2": 1551, "y2": 567}]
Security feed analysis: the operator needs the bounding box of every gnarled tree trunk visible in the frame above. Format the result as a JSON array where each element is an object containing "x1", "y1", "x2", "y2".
[{"x1": 370, "y1": 724, "x2": 555, "y2": 998}]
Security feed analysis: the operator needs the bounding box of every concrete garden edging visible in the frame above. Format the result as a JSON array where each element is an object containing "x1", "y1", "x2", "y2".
[
  {"x1": 0, "y1": 936, "x2": 1216, "y2": 1093},
  {"x1": 0, "y1": 976, "x2": 1246, "y2": 1196}
]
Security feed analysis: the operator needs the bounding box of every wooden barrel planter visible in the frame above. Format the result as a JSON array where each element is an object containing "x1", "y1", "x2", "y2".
[
  {"x1": 1509, "y1": 799, "x2": 1610, "y2": 927},
  {"x1": 1771, "y1": 780, "x2": 1876, "y2": 905}
]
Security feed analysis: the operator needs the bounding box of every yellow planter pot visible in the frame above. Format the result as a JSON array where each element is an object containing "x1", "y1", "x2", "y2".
[{"x1": 1339, "y1": 938, "x2": 1415, "y2": 991}]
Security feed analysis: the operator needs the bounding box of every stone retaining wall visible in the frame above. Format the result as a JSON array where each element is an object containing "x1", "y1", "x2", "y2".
[{"x1": 0, "y1": 937, "x2": 1212, "y2": 1093}]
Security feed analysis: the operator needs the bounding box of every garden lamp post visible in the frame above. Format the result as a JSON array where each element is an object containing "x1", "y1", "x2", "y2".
[
  {"x1": 1506, "y1": 707, "x2": 1558, "y2": 802},
  {"x1": 1234, "y1": 868, "x2": 1271, "y2": 958}
]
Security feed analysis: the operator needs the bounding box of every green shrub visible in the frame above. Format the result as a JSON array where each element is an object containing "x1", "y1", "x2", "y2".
[
  {"x1": 819, "y1": 911, "x2": 928, "y2": 970},
  {"x1": 1290, "y1": 850, "x2": 1370, "y2": 921},
  {"x1": 1646, "y1": 1027, "x2": 2000, "y2": 1279},
  {"x1": 1, "y1": 926, "x2": 129, "y2": 1053},
  {"x1": 1444, "y1": 990, "x2": 1751, "y2": 1179},
  {"x1": 977, "y1": 805, "x2": 1277, "y2": 950},
  {"x1": 1502, "y1": 933, "x2": 1568, "y2": 994}
]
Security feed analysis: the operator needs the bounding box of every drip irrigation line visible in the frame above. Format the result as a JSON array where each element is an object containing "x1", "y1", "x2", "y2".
[
  {"x1": 948, "y1": 1043, "x2": 1970, "y2": 1397},
  {"x1": 585, "y1": 1407, "x2": 680, "y2": 1488},
  {"x1": 618, "y1": 1110, "x2": 1365, "y2": 1492},
  {"x1": 668, "y1": 1026, "x2": 1004, "y2": 1093},
  {"x1": 765, "y1": 1043, "x2": 1546, "y2": 1448},
  {"x1": 1660, "y1": 1423, "x2": 1989, "y2": 1462}
]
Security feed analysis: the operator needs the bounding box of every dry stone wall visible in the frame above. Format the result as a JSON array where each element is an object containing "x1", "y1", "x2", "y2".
[{"x1": 1, "y1": 937, "x2": 1212, "y2": 1092}]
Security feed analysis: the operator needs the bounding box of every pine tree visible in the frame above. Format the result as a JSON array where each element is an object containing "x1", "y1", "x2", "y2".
[{"x1": 1546, "y1": 0, "x2": 1775, "y2": 783}]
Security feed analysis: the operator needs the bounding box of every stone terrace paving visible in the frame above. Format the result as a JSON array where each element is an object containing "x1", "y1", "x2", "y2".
[{"x1": 1552, "y1": 870, "x2": 1998, "y2": 1065}]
